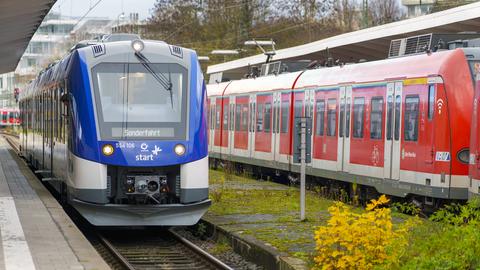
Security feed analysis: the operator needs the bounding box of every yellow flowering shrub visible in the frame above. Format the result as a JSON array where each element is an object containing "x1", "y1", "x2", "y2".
[{"x1": 313, "y1": 195, "x2": 411, "y2": 270}]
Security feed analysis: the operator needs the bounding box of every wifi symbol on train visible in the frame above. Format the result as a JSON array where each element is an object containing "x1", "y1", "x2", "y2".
[{"x1": 437, "y1": 99, "x2": 444, "y2": 115}]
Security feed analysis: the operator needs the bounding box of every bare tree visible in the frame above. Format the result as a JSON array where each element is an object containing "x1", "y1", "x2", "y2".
[
  {"x1": 333, "y1": 0, "x2": 359, "y2": 32},
  {"x1": 369, "y1": 0, "x2": 404, "y2": 26}
]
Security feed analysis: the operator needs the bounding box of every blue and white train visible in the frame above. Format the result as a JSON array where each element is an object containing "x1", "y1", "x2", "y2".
[{"x1": 19, "y1": 37, "x2": 210, "y2": 226}]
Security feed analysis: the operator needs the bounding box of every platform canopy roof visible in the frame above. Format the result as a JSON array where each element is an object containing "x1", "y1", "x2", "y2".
[
  {"x1": 0, "y1": 0, "x2": 56, "y2": 74},
  {"x1": 207, "y1": 1, "x2": 480, "y2": 81}
]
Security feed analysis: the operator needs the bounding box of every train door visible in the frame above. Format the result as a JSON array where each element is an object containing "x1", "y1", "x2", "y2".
[
  {"x1": 337, "y1": 86, "x2": 352, "y2": 172},
  {"x1": 272, "y1": 92, "x2": 280, "y2": 162},
  {"x1": 229, "y1": 99, "x2": 236, "y2": 157},
  {"x1": 384, "y1": 82, "x2": 403, "y2": 180},
  {"x1": 305, "y1": 89, "x2": 314, "y2": 169},
  {"x1": 254, "y1": 94, "x2": 273, "y2": 160},
  {"x1": 213, "y1": 97, "x2": 221, "y2": 153},
  {"x1": 424, "y1": 84, "x2": 436, "y2": 176},
  {"x1": 248, "y1": 94, "x2": 256, "y2": 158},
  {"x1": 291, "y1": 91, "x2": 305, "y2": 166},
  {"x1": 274, "y1": 92, "x2": 291, "y2": 165},
  {"x1": 221, "y1": 97, "x2": 229, "y2": 156},
  {"x1": 233, "y1": 96, "x2": 249, "y2": 157}
]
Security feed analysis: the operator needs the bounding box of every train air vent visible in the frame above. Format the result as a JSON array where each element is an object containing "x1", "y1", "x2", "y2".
[
  {"x1": 388, "y1": 33, "x2": 432, "y2": 58},
  {"x1": 92, "y1": 44, "x2": 106, "y2": 57},
  {"x1": 388, "y1": 39, "x2": 403, "y2": 57}
]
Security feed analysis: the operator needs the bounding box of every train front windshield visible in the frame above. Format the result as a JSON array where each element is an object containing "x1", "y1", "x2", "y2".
[{"x1": 92, "y1": 63, "x2": 188, "y2": 140}]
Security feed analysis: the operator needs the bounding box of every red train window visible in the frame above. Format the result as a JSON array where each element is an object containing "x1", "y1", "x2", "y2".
[
  {"x1": 404, "y1": 95, "x2": 419, "y2": 142},
  {"x1": 315, "y1": 100, "x2": 325, "y2": 136},
  {"x1": 370, "y1": 97, "x2": 384, "y2": 139},
  {"x1": 327, "y1": 99, "x2": 336, "y2": 137},
  {"x1": 428, "y1": 85, "x2": 435, "y2": 120},
  {"x1": 256, "y1": 103, "x2": 264, "y2": 132},
  {"x1": 264, "y1": 103, "x2": 272, "y2": 132},
  {"x1": 353, "y1": 97, "x2": 365, "y2": 138},
  {"x1": 280, "y1": 100, "x2": 289, "y2": 133}
]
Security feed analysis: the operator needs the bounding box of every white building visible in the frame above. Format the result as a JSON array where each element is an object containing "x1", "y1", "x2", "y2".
[{"x1": 0, "y1": 72, "x2": 17, "y2": 109}]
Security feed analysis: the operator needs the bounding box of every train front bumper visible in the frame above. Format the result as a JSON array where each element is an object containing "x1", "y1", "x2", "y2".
[{"x1": 71, "y1": 199, "x2": 211, "y2": 226}]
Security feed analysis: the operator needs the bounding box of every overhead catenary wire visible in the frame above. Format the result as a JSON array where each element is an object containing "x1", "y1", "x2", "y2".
[{"x1": 71, "y1": 0, "x2": 104, "y2": 29}]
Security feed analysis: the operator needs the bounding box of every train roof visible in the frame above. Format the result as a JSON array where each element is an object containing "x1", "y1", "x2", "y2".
[{"x1": 207, "y1": 48, "x2": 471, "y2": 97}]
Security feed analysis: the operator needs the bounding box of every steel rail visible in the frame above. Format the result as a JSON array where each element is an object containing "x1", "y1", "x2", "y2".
[{"x1": 168, "y1": 229, "x2": 234, "y2": 270}]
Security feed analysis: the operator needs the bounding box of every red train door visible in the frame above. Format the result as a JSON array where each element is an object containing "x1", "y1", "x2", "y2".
[
  {"x1": 273, "y1": 92, "x2": 291, "y2": 164},
  {"x1": 248, "y1": 94, "x2": 256, "y2": 158},
  {"x1": 234, "y1": 96, "x2": 249, "y2": 152},
  {"x1": 228, "y1": 100, "x2": 235, "y2": 156},
  {"x1": 337, "y1": 86, "x2": 352, "y2": 172},
  {"x1": 254, "y1": 94, "x2": 273, "y2": 158},
  {"x1": 384, "y1": 82, "x2": 403, "y2": 180},
  {"x1": 214, "y1": 97, "x2": 221, "y2": 148}
]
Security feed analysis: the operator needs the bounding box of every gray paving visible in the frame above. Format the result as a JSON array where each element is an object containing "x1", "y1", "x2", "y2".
[{"x1": 0, "y1": 138, "x2": 111, "y2": 270}]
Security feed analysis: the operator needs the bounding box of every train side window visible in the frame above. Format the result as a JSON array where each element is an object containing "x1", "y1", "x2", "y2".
[
  {"x1": 235, "y1": 104, "x2": 241, "y2": 131},
  {"x1": 327, "y1": 98, "x2": 337, "y2": 137},
  {"x1": 404, "y1": 95, "x2": 420, "y2": 142},
  {"x1": 264, "y1": 102, "x2": 272, "y2": 132},
  {"x1": 281, "y1": 100, "x2": 289, "y2": 133},
  {"x1": 315, "y1": 99, "x2": 325, "y2": 136},
  {"x1": 394, "y1": 95, "x2": 401, "y2": 141},
  {"x1": 339, "y1": 98, "x2": 345, "y2": 137},
  {"x1": 215, "y1": 104, "x2": 221, "y2": 129},
  {"x1": 241, "y1": 104, "x2": 248, "y2": 131},
  {"x1": 256, "y1": 103, "x2": 264, "y2": 132},
  {"x1": 353, "y1": 97, "x2": 365, "y2": 138},
  {"x1": 346, "y1": 97, "x2": 351, "y2": 138},
  {"x1": 386, "y1": 96, "x2": 393, "y2": 140},
  {"x1": 428, "y1": 85, "x2": 435, "y2": 120},
  {"x1": 370, "y1": 97, "x2": 383, "y2": 139},
  {"x1": 294, "y1": 100, "x2": 303, "y2": 118},
  {"x1": 230, "y1": 104, "x2": 235, "y2": 131},
  {"x1": 222, "y1": 103, "x2": 228, "y2": 130}
]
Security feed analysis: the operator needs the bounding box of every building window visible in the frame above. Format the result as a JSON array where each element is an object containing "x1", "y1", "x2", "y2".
[
  {"x1": 370, "y1": 97, "x2": 383, "y2": 139},
  {"x1": 404, "y1": 95, "x2": 419, "y2": 142},
  {"x1": 353, "y1": 97, "x2": 365, "y2": 138}
]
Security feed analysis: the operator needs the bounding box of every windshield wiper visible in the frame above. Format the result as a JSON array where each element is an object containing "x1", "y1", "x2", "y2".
[{"x1": 134, "y1": 52, "x2": 174, "y2": 108}]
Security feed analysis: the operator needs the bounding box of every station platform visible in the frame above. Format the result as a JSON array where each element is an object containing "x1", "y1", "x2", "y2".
[
  {"x1": 0, "y1": 137, "x2": 110, "y2": 270},
  {"x1": 204, "y1": 169, "x2": 337, "y2": 270}
]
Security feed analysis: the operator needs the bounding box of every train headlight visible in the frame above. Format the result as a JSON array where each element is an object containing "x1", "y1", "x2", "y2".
[
  {"x1": 131, "y1": 39, "x2": 144, "y2": 53},
  {"x1": 174, "y1": 144, "x2": 186, "y2": 156},
  {"x1": 102, "y1": 144, "x2": 114, "y2": 156}
]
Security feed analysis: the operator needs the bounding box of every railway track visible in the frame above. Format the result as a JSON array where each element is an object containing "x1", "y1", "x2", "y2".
[
  {"x1": 98, "y1": 228, "x2": 233, "y2": 270},
  {"x1": 1, "y1": 134, "x2": 234, "y2": 270}
]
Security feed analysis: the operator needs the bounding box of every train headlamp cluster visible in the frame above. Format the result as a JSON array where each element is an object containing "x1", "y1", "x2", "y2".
[
  {"x1": 102, "y1": 144, "x2": 114, "y2": 156},
  {"x1": 174, "y1": 144, "x2": 186, "y2": 156},
  {"x1": 131, "y1": 39, "x2": 145, "y2": 53}
]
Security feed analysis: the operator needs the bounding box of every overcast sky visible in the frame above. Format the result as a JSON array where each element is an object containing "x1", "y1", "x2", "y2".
[{"x1": 51, "y1": 0, "x2": 158, "y2": 20}]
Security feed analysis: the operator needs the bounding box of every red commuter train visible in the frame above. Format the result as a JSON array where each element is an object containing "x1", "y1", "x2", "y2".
[
  {"x1": 0, "y1": 108, "x2": 20, "y2": 127},
  {"x1": 207, "y1": 48, "x2": 480, "y2": 205}
]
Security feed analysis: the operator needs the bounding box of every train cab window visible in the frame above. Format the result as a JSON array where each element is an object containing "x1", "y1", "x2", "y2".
[
  {"x1": 386, "y1": 96, "x2": 393, "y2": 140},
  {"x1": 256, "y1": 103, "x2": 264, "y2": 132},
  {"x1": 327, "y1": 98, "x2": 336, "y2": 137},
  {"x1": 215, "y1": 105, "x2": 221, "y2": 129},
  {"x1": 222, "y1": 103, "x2": 228, "y2": 130},
  {"x1": 370, "y1": 97, "x2": 383, "y2": 139},
  {"x1": 404, "y1": 96, "x2": 419, "y2": 142},
  {"x1": 315, "y1": 100, "x2": 325, "y2": 136},
  {"x1": 428, "y1": 85, "x2": 435, "y2": 120},
  {"x1": 264, "y1": 102, "x2": 272, "y2": 132},
  {"x1": 235, "y1": 104, "x2": 241, "y2": 131},
  {"x1": 353, "y1": 97, "x2": 365, "y2": 138},
  {"x1": 241, "y1": 104, "x2": 248, "y2": 131},
  {"x1": 281, "y1": 100, "x2": 289, "y2": 133}
]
